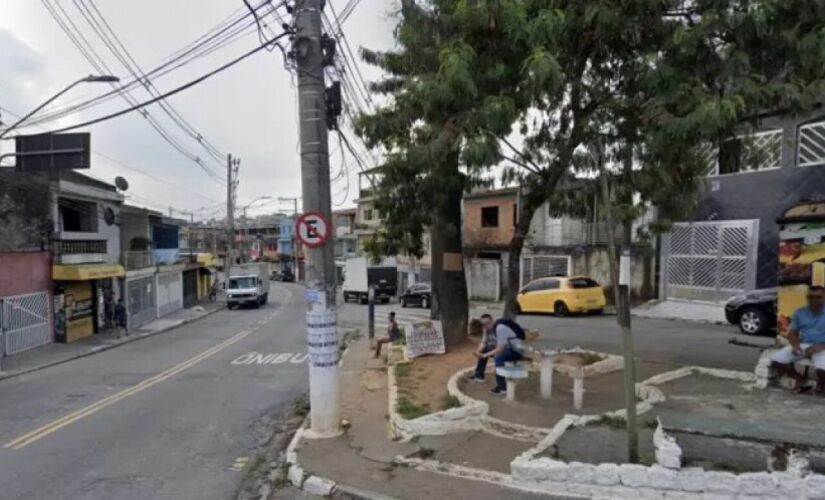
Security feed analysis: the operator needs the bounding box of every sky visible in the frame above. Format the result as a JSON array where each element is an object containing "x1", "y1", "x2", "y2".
[{"x1": 0, "y1": 0, "x2": 396, "y2": 220}]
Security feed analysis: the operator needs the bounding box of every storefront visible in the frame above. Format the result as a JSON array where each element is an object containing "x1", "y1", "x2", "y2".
[
  {"x1": 777, "y1": 201, "x2": 825, "y2": 337},
  {"x1": 53, "y1": 264, "x2": 125, "y2": 343}
]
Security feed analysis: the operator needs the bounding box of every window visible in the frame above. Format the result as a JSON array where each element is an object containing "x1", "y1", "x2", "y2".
[
  {"x1": 713, "y1": 129, "x2": 782, "y2": 175},
  {"x1": 229, "y1": 277, "x2": 256, "y2": 289},
  {"x1": 363, "y1": 208, "x2": 374, "y2": 221},
  {"x1": 569, "y1": 278, "x2": 600, "y2": 289},
  {"x1": 543, "y1": 279, "x2": 561, "y2": 290},
  {"x1": 481, "y1": 206, "x2": 499, "y2": 228},
  {"x1": 522, "y1": 279, "x2": 546, "y2": 293},
  {"x1": 59, "y1": 198, "x2": 97, "y2": 232}
]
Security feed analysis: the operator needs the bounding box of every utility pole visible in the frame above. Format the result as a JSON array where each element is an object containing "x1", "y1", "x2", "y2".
[
  {"x1": 294, "y1": 0, "x2": 340, "y2": 437},
  {"x1": 226, "y1": 154, "x2": 237, "y2": 273}
]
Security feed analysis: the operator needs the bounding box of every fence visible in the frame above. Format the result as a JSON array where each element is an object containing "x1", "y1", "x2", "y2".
[
  {"x1": 122, "y1": 251, "x2": 154, "y2": 270},
  {"x1": 466, "y1": 259, "x2": 501, "y2": 301},
  {"x1": 520, "y1": 255, "x2": 572, "y2": 288},
  {"x1": 798, "y1": 119, "x2": 825, "y2": 168},
  {"x1": 660, "y1": 220, "x2": 759, "y2": 302},
  {"x1": 0, "y1": 292, "x2": 52, "y2": 356}
]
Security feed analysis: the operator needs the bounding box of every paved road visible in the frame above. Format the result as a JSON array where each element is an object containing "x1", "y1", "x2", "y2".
[
  {"x1": 339, "y1": 298, "x2": 769, "y2": 372},
  {"x1": 0, "y1": 283, "x2": 307, "y2": 500}
]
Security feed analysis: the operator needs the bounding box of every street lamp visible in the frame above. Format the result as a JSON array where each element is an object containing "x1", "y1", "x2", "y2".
[
  {"x1": 0, "y1": 74, "x2": 120, "y2": 139},
  {"x1": 240, "y1": 196, "x2": 272, "y2": 262}
]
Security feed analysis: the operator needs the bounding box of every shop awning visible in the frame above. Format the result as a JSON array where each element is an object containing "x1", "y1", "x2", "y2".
[{"x1": 53, "y1": 264, "x2": 125, "y2": 281}]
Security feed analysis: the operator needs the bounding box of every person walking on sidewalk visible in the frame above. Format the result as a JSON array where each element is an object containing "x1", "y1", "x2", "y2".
[
  {"x1": 114, "y1": 299, "x2": 128, "y2": 339},
  {"x1": 467, "y1": 317, "x2": 498, "y2": 382},
  {"x1": 771, "y1": 285, "x2": 825, "y2": 394},
  {"x1": 476, "y1": 314, "x2": 526, "y2": 395},
  {"x1": 374, "y1": 311, "x2": 401, "y2": 358}
]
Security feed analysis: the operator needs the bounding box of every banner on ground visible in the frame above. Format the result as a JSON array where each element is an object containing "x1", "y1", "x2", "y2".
[{"x1": 405, "y1": 320, "x2": 445, "y2": 358}]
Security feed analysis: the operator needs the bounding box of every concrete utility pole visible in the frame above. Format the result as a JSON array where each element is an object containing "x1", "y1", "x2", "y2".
[
  {"x1": 226, "y1": 154, "x2": 236, "y2": 273},
  {"x1": 294, "y1": 0, "x2": 340, "y2": 437}
]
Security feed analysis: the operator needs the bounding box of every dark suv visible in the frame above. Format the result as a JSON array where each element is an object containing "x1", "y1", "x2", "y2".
[{"x1": 724, "y1": 288, "x2": 777, "y2": 336}]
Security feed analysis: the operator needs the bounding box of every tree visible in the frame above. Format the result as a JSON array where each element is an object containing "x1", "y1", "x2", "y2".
[{"x1": 0, "y1": 193, "x2": 48, "y2": 251}]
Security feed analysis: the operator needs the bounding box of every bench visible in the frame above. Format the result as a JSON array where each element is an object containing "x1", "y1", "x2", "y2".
[{"x1": 495, "y1": 364, "x2": 528, "y2": 401}]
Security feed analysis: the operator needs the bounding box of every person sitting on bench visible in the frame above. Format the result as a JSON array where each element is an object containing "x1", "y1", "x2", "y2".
[
  {"x1": 477, "y1": 314, "x2": 526, "y2": 396},
  {"x1": 771, "y1": 286, "x2": 825, "y2": 395},
  {"x1": 467, "y1": 316, "x2": 498, "y2": 383}
]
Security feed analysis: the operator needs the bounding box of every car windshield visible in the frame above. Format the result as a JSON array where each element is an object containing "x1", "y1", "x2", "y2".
[
  {"x1": 229, "y1": 277, "x2": 256, "y2": 289},
  {"x1": 569, "y1": 278, "x2": 599, "y2": 289}
]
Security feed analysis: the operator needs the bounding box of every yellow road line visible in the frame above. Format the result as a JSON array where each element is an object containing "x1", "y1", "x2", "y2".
[{"x1": 4, "y1": 328, "x2": 255, "y2": 450}]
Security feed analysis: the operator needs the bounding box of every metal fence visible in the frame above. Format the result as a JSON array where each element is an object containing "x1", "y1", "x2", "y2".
[
  {"x1": 127, "y1": 276, "x2": 157, "y2": 330},
  {"x1": 798, "y1": 119, "x2": 825, "y2": 167},
  {"x1": 660, "y1": 220, "x2": 759, "y2": 302},
  {"x1": 520, "y1": 255, "x2": 572, "y2": 288},
  {"x1": 121, "y1": 251, "x2": 155, "y2": 270},
  {"x1": 0, "y1": 292, "x2": 52, "y2": 356}
]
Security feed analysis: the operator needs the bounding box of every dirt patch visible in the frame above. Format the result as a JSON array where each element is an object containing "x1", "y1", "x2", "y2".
[{"x1": 394, "y1": 340, "x2": 476, "y2": 418}]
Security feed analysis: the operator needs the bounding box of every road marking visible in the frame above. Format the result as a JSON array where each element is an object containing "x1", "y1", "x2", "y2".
[
  {"x1": 231, "y1": 352, "x2": 308, "y2": 365},
  {"x1": 2, "y1": 285, "x2": 294, "y2": 451}
]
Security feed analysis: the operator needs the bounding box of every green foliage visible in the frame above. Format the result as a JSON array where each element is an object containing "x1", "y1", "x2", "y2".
[
  {"x1": 396, "y1": 397, "x2": 430, "y2": 420},
  {"x1": 441, "y1": 394, "x2": 462, "y2": 410}
]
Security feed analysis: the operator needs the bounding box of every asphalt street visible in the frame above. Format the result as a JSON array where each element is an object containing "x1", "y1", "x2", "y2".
[
  {"x1": 341, "y1": 299, "x2": 768, "y2": 372},
  {"x1": 0, "y1": 283, "x2": 308, "y2": 500}
]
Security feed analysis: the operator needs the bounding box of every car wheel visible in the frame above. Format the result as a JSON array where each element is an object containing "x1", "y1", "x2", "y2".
[
  {"x1": 401, "y1": 297, "x2": 407, "y2": 308},
  {"x1": 591, "y1": 309, "x2": 604, "y2": 315},
  {"x1": 421, "y1": 297, "x2": 429, "y2": 309},
  {"x1": 554, "y1": 301, "x2": 569, "y2": 317},
  {"x1": 739, "y1": 307, "x2": 770, "y2": 336}
]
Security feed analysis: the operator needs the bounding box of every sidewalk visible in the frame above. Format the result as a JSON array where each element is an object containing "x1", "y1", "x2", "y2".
[
  {"x1": 0, "y1": 301, "x2": 224, "y2": 381},
  {"x1": 289, "y1": 337, "x2": 557, "y2": 500}
]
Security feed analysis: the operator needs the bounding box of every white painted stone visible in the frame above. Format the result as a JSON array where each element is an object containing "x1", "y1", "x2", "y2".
[
  {"x1": 302, "y1": 475, "x2": 336, "y2": 496},
  {"x1": 653, "y1": 422, "x2": 682, "y2": 470},
  {"x1": 593, "y1": 463, "x2": 620, "y2": 486},
  {"x1": 702, "y1": 471, "x2": 739, "y2": 494},
  {"x1": 541, "y1": 458, "x2": 570, "y2": 482},
  {"x1": 288, "y1": 464, "x2": 304, "y2": 487},
  {"x1": 512, "y1": 457, "x2": 568, "y2": 482},
  {"x1": 805, "y1": 474, "x2": 825, "y2": 498},
  {"x1": 618, "y1": 464, "x2": 650, "y2": 488},
  {"x1": 567, "y1": 462, "x2": 597, "y2": 484},
  {"x1": 677, "y1": 468, "x2": 707, "y2": 493},
  {"x1": 286, "y1": 451, "x2": 297, "y2": 465},
  {"x1": 773, "y1": 472, "x2": 803, "y2": 497},
  {"x1": 738, "y1": 472, "x2": 777, "y2": 496},
  {"x1": 787, "y1": 449, "x2": 812, "y2": 477},
  {"x1": 647, "y1": 465, "x2": 679, "y2": 490}
]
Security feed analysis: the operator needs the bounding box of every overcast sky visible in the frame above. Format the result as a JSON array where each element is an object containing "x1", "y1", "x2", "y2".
[{"x1": 0, "y1": 0, "x2": 396, "y2": 220}]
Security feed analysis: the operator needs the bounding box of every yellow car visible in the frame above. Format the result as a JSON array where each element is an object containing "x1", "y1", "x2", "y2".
[{"x1": 516, "y1": 276, "x2": 606, "y2": 316}]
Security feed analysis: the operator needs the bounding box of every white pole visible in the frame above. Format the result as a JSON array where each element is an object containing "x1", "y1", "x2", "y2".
[{"x1": 540, "y1": 355, "x2": 554, "y2": 399}]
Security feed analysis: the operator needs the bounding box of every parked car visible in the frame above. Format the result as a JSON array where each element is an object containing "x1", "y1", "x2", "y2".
[
  {"x1": 280, "y1": 268, "x2": 295, "y2": 282},
  {"x1": 516, "y1": 276, "x2": 606, "y2": 316},
  {"x1": 724, "y1": 288, "x2": 777, "y2": 336},
  {"x1": 401, "y1": 282, "x2": 431, "y2": 309}
]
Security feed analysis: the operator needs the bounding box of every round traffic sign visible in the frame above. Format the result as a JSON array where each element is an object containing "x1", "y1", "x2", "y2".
[{"x1": 295, "y1": 211, "x2": 330, "y2": 248}]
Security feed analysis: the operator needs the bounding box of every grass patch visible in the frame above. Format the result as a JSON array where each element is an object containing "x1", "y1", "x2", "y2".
[
  {"x1": 395, "y1": 362, "x2": 412, "y2": 379},
  {"x1": 588, "y1": 414, "x2": 627, "y2": 429},
  {"x1": 291, "y1": 395, "x2": 310, "y2": 418},
  {"x1": 397, "y1": 396, "x2": 430, "y2": 420},
  {"x1": 579, "y1": 352, "x2": 606, "y2": 366},
  {"x1": 441, "y1": 394, "x2": 462, "y2": 410},
  {"x1": 409, "y1": 448, "x2": 436, "y2": 460}
]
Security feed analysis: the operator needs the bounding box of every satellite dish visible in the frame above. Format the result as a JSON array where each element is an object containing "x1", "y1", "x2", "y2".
[{"x1": 114, "y1": 176, "x2": 129, "y2": 191}]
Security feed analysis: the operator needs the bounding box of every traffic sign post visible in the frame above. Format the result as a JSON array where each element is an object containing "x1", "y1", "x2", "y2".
[{"x1": 295, "y1": 211, "x2": 330, "y2": 248}]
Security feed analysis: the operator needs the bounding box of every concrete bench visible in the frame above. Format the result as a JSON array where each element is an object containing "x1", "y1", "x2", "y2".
[{"x1": 495, "y1": 364, "x2": 528, "y2": 401}]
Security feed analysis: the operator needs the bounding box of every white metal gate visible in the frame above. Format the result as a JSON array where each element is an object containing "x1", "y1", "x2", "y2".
[
  {"x1": 0, "y1": 292, "x2": 52, "y2": 355},
  {"x1": 660, "y1": 220, "x2": 759, "y2": 302},
  {"x1": 520, "y1": 255, "x2": 572, "y2": 288}
]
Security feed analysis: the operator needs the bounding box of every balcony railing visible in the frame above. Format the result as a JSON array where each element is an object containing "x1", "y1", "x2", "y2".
[
  {"x1": 55, "y1": 239, "x2": 107, "y2": 255},
  {"x1": 121, "y1": 251, "x2": 155, "y2": 270}
]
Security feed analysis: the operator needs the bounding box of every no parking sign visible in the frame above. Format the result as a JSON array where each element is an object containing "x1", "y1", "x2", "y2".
[{"x1": 295, "y1": 211, "x2": 330, "y2": 248}]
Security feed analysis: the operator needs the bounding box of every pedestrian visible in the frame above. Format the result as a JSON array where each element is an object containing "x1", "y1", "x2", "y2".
[
  {"x1": 114, "y1": 298, "x2": 128, "y2": 339},
  {"x1": 466, "y1": 316, "x2": 498, "y2": 383},
  {"x1": 770, "y1": 285, "x2": 825, "y2": 395},
  {"x1": 476, "y1": 314, "x2": 526, "y2": 395},
  {"x1": 374, "y1": 311, "x2": 401, "y2": 358}
]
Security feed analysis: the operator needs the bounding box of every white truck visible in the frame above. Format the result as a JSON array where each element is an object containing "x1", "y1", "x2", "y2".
[
  {"x1": 227, "y1": 262, "x2": 270, "y2": 309},
  {"x1": 343, "y1": 257, "x2": 398, "y2": 304}
]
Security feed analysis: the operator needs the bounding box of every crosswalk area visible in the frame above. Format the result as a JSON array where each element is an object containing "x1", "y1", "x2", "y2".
[{"x1": 372, "y1": 304, "x2": 432, "y2": 330}]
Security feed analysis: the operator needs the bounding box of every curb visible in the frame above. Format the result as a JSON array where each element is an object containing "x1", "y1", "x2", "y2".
[{"x1": 0, "y1": 304, "x2": 226, "y2": 382}]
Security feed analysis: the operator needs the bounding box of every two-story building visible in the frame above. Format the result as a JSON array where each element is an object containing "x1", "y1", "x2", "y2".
[
  {"x1": 333, "y1": 208, "x2": 358, "y2": 260},
  {"x1": 660, "y1": 112, "x2": 825, "y2": 302}
]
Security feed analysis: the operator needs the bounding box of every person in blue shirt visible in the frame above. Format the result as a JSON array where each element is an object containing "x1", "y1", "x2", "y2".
[
  {"x1": 771, "y1": 286, "x2": 825, "y2": 395},
  {"x1": 477, "y1": 314, "x2": 525, "y2": 396}
]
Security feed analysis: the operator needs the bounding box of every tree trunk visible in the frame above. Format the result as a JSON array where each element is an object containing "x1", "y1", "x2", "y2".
[
  {"x1": 502, "y1": 196, "x2": 539, "y2": 319},
  {"x1": 430, "y1": 156, "x2": 468, "y2": 349},
  {"x1": 598, "y1": 148, "x2": 639, "y2": 464}
]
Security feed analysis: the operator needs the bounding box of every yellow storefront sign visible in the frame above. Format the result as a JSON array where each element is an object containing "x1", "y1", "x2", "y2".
[{"x1": 53, "y1": 264, "x2": 126, "y2": 281}]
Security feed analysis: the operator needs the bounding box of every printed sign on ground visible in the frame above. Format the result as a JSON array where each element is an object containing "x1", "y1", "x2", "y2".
[{"x1": 405, "y1": 320, "x2": 445, "y2": 358}]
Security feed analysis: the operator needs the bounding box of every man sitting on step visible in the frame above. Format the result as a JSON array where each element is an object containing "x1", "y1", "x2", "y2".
[
  {"x1": 771, "y1": 286, "x2": 825, "y2": 395},
  {"x1": 475, "y1": 314, "x2": 526, "y2": 396}
]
